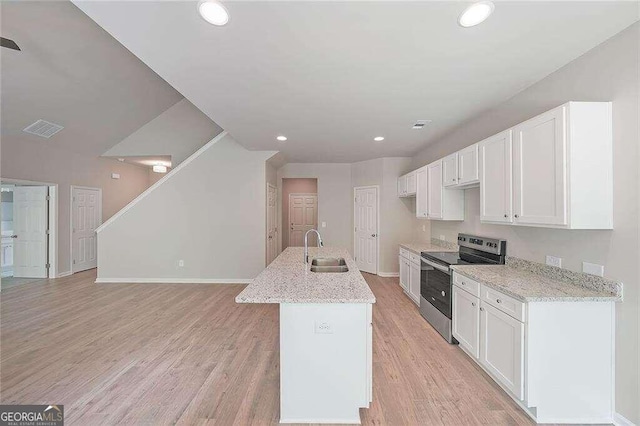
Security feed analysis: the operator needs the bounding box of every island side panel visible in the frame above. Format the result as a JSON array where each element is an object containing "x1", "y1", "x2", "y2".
[{"x1": 280, "y1": 303, "x2": 371, "y2": 424}]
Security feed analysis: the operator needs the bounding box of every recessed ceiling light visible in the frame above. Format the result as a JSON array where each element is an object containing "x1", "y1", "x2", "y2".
[
  {"x1": 277, "y1": 135, "x2": 288, "y2": 142},
  {"x1": 152, "y1": 165, "x2": 168, "y2": 173},
  {"x1": 458, "y1": 1, "x2": 495, "y2": 28},
  {"x1": 117, "y1": 158, "x2": 125, "y2": 162},
  {"x1": 198, "y1": 1, "x2": 229, "y2": 26},
  {"x1": 374, "y1": 136, "x2": 385, "y2": 142}
]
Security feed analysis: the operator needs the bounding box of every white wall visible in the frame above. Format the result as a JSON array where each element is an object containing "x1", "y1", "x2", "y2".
[
  {"x1": 411, "y1": 23, "x2": 639, "y2": 423},
  {"x1": 96, "y1": 133, "x2": 276, "y2": 281},
  {"x1": 351, "y1": 158, "x2": 419, "y2": 274},
  {"x1": 103, "y1": 99, "x2": 223, "y2": 166},
  {"x1": 277, "y1": 163, "x2": 352, "y2": 253}
]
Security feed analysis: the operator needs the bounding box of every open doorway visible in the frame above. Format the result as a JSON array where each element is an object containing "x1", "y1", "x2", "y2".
[
  {"x1": 1, "y1": 180, "x2": 58, "y2": 289},
  {"x1": 282, "y1": 178, "x2": 318, "y2": 249}
]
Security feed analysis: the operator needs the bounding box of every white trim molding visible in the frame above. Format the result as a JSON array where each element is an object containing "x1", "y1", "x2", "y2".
[
  {"x1": 377, "y1": 272, "x2": 399, "y2": 278},
  {"x1": 96, "y1": 131, "x2": 228, "y2": 233},
  {"x1": 57, "y1": 271, "x2": 72, "y2": 278},
  {"x1": 95, "y1": 277, "x2": 252, "y2": 284},
  {"x1": 614, "y1": 412, "x2": 637, "y2": 426}
]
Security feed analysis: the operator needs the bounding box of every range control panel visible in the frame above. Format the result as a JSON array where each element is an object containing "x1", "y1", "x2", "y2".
[{"x1": 458, "y1": 234, "x2": 506, "y2": 255}]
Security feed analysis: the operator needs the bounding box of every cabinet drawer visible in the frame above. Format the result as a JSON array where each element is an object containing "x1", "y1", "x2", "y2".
[
  {"x1": 399, "y1": 248, "x2": 409, "y2": 259},
  {"x1": 409, "y1": 252, "x2": 420, "y2": 264},
  {"x1": 452, "y1": 273, "x2": 480, "y2": 297},
  {"x1": 480, "y1": 286, "x2": 525, "y2": 322}
]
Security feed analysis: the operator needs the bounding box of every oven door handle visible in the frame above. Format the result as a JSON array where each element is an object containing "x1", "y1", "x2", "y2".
[{"x1": 421, "y1": 257, "x2": 451, "y2": 275}]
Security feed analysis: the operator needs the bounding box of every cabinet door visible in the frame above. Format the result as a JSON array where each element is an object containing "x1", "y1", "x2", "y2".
[
  {"x1": 458, "y1": 144, "x2": 479, "y2": 185},
  {"x1": 443, "y1": 153, "x2": 458, "y2": 187},
  {"x1": 406, "y1": 171, "x2": 417, "y2": 196},
  {"x1": 416, "y1": 167, "x2": 428, "y2": 218},
  {"x1": 479, "y1": 130, "x2": 513, "y2": 223},
  {"x1": 512, "y1": 106, "x2": 567, "y2": 226},
  {"x1": 427, "y1": 161, "x2": 443, "y2": 219},
  {"x1": 397, "y1": 176, "x2": 406, "y2": 197},
  {"x1": 452, "y1": 286, "x2": 480, "y2": 358},
  {"x1": 409, "y1": 261, "x2": 420, "y2": 304},
  {"x1": 480, "y1": 302, "x2": 524, "y2": 400},
  {"x1": 399, "y1": 256, "x2": 408, "y2": 290}
]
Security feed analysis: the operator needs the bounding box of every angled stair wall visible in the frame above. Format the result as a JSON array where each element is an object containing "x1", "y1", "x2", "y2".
[{"x1": 96, "y1": 131, "x2": 277, "y2": 283}]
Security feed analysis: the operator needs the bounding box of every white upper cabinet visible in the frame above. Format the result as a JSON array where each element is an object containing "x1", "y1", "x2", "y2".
[
  {"x1": 416, "y1": 166, "x2": 428, "y2": 218},
  {"x1": 458, "y1": 143, "x2": 479, "y2": 186},
  {"x1": 512, "y1": 106, "x2": 567, "y2": 227},
  {"x1": 480, "y1": 130, "x2": 513, "y2": 224},
  {"x1": 443, "y1": 153, "x2": 458, "y2": 187},
  {"x1": 511, "y1": 102, "x2": 612, "y2": 229},
  {"x1": 397, "y1": 175, "x2": 407, "y2": 197},
  {"x1": 427, "y1": 160, "x2": 464, "y2": 221},
  {"x1": 427, "y1": 161, "x2": 443, "y2": 219},
  {"x1": 406, "y1": 171, "x2": 417, "y2": 196}
]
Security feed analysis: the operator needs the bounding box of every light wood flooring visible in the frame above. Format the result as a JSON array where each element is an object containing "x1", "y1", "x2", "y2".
[{"x1": 1, "y1": 269, "x2": 536, "y2": 425}]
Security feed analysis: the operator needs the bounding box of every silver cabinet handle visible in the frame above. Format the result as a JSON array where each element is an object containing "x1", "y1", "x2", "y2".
[
  {"x1": 472, "y1": 302, "x2": 476, "y2": 307},
  {"x1": 514, "y1": 214, "x2": 519, "y2": 218},
  {"x1": 10, "y1": 235, "x2": 17, "y2": 239},
  {"x1": 480, "y1": 307, "x2": 484, "y2": 311},
  {"x1": 461, "y1": 281, "x2": 465, "y2": 286},
  {"x1": 371, "y1": 234, "x2": 377, "y2": 237},
  {"x1": 441, "y1": 291, "x2": 445, "y2": 297},
  {"x1": 496, "y1": 299, "x2": 502, "y2": 304},
  {"x1": 504, "y1": 214, "x2": 508, "y2": 218}
]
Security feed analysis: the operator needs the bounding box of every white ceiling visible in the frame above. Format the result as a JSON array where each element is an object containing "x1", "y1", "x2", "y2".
[
  {"x1": 73, "y1": 1, "x2": 639, "y2": 163},
  {"x1": 0, "y1": 1, "x2": 183, "y2": 158}
]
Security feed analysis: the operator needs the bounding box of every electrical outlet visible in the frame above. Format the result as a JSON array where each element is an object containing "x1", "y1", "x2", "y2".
[
  {"x1": 546, "y1": 255, "x2": 562, "y2": 268},
  {"x1": 178, "y1": 260, "x2": 184, "y2": 267},
  {"x1": 321, "y1": 222, "x2": 327, "y2": 228},
  {"x1": 422, "y1": 224, "x2": 426, "y2": 232},
  {"x1": 583, "y1": 262, "x2": 604, "y2": 277},
  {"x1": 440, "y1": 235, "x2": 446, "y2": 241},
  {"x1": 314, "y1": 321, "x2": 333, "y2": 334},
  {"x1": 111, "y1": 173, "x2": 120, "y2": 179}
]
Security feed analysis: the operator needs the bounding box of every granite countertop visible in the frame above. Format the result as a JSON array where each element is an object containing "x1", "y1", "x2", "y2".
[
  {"x1": 450, "y1": 262, "x2": 621, "y2": 303},
  {"x1": 400, "y1": 239, "x2": 458, "y2": 255},
  {"x1": 236, "y1": 247, "x2": 376, "y2": 304}
]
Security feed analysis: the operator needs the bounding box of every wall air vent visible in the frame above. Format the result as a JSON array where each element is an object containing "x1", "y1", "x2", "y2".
[
  {"x1": 412, "y1": 120, "x2": 432, "y2": 129},
  {"x1": 23, "y1": 119, "x2": 64, "y2": 138}
]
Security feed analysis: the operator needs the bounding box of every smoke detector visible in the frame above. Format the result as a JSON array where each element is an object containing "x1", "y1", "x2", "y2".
[
  {"x1": 412, "y1": 120, "x2": 432, "y2": 130},
  {"x1": 23, "y1": 119, "x2": 64, "y2": 138}
]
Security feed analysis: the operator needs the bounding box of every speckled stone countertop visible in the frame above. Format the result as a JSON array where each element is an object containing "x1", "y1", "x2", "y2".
[
  {"x1": 400, "y1": 238, "x2": 458, "y2": 255},
  {"x1": 451, "y1": 259, "x2": 622, "y2": 303},
  {"x1": 236, "y1": 247, "x2": 375, "y2": 304}
]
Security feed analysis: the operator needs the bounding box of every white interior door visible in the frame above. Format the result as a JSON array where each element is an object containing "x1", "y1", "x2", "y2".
[
  {"x1": 354, "y1": 187, "x2": 378, "y2": 274},
  {"x1": 72, "y1": 187, "x2": 101, "y2": 273},
  {"x1": 13, "y1": 186, "x2": 48, "y2": 278},
  {"x1": 289, "y1": 194, "x2": 317, "y2": 247},
  {"x1": 266, "y1": 183, "x2": 278, "y2": 264}
]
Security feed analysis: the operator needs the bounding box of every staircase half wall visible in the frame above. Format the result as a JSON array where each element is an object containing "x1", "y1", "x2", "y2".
[{"x1": 95, "y1": 131, "x2": 277, "y2": 283}]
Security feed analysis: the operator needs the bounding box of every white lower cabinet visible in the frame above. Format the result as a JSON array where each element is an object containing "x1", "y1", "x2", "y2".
[
  {"x1": 408, "y1": 259, "x2": 420, "y2": 304},
  {"x1": 399, "y1": 255, "x2": 408, "y2": 291},
  {"x1": 479, "y1": 301, "x2": 524, "y2": 400},
  {"x1": 452, "y1": 272, "x2": 615, "y2": 424}
]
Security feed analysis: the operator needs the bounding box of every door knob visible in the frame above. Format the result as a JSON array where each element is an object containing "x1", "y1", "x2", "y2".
[
  {"x1": 504, "y1": 214, "x2": 508, "y2": 218},
  {"x1": 371, "y1": 234, "x2": 377, "y2": 237},
  {"x1": 514, "y1": 214, "x2": 519, "y2": 218},
  {"x1": 10, "y1": 235, "x2": 17, "y2": 239}
]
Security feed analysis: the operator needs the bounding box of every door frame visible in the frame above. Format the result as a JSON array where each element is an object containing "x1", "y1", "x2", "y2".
[
  {"x1": 288, "y1": 193, "x2": 318, "y2": 247},
  {"x1": 266, "y1": 183, "x2": 278, "y2": 265},
  {"x1": 353, "y1": 185, "x2": 380, "y2": 275},
  {"x1": 1, "y1": 178, "x2": 58, "y2": 279},
  {"x1": 70, "y1": 185, "x2": 102, "y2": 274}
]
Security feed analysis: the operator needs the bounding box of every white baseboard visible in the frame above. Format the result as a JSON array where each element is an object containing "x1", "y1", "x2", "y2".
[
  {"x1": 95, "y1": 277, "x2": 253, "y2": 284},
  {"x1": 614, "y1": 412, "x2": 637, "y2": 426},
  {"x1": 377, "y1": 272, "x2": 399, "y2": 278},
  {"x1": 280, "y1": 418, "x2": 360, "y2": 424},
  {"x1": 57, "y1": 271, "x2": 72, "y2": 278}
]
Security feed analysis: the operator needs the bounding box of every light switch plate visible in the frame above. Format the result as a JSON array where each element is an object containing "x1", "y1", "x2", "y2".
[
  {"x1": 546, "y1": 255, "x2": 562, "y2": 268},
  {"x1": 422, "y1": 225, "x2": 426, "y2": 232},
  {"x1": 583, "y1": 262, "x2": 604, "y2": 277},
  {"x1": 321, "y1": 222, "x2": 327, "y2": 228},
  {"x1": 314, "y1": 321, "x2": 333, "y2": 334},
  {"x1": 111, "y1": 173, "x2": 120, "y2": 179},
  {"x1": 178, "y1": 260, "x2": 184, "y2": 267}
]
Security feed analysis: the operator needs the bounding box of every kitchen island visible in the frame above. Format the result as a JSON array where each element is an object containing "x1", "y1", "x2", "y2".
[{"x1": 236, "y1": 247, "x2": 375, "y2": 424}]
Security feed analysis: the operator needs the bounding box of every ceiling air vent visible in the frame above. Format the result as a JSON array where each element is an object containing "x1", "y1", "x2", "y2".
[
  {"x1": 23, "y1": 119, "x2": 64, "y2": 138},
  {"x1": 412, "y1": 120, "x2": 432, "y2": 130}
]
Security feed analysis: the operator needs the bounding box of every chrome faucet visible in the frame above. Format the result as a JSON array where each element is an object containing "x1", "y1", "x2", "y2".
[{"x1": 304, "y1": 229, "x2": 324, "y2": 264}]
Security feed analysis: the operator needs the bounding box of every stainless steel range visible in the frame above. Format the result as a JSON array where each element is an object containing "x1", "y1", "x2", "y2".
[{"x1": 419, "y1": 233, "x2": 506, "y2": 343}]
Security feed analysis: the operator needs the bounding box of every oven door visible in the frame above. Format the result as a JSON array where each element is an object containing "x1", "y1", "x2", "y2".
[{"x1": 420, "y1": 257, "x2": 452, "y2": 319}]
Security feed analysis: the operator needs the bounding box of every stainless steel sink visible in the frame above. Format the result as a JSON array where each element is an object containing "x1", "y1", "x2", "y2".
[{"x1": 310, "y1": 257, "x2": 349, "y2": 273}]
